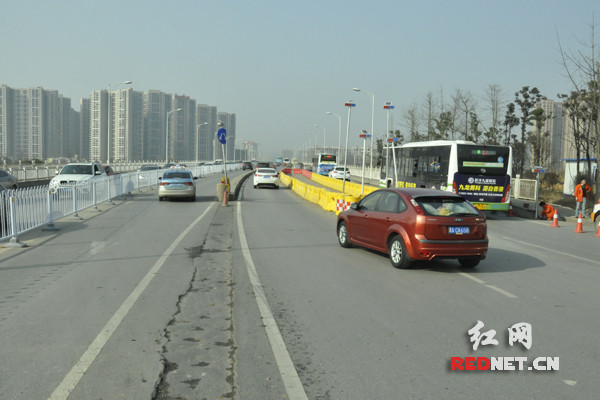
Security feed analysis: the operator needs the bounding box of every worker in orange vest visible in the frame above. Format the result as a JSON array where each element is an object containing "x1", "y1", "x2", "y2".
[
  {"x1": 538, "y1": 201, "x2": 556, "y2": 220},
  {"x1": 574, "y1": 179, "x2": 592, "y2": 218}
]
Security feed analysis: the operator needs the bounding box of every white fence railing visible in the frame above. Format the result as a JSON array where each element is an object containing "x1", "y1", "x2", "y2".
[
  {"x1": 1, "y1": 163, "x2": 240, "y2": 244},
  {"x1": 4, "y1": 161, "x2": 234, "y2": 183}
]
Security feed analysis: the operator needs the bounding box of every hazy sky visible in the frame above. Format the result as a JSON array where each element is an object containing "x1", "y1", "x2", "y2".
[{"x1": 2, "y1": 1, "x2": 598, "y2": 159}]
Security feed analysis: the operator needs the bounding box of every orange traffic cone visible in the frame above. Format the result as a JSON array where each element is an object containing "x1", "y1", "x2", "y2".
[
  {"x1": 574, "y1": 213, "x2": 584, "y2": 233},
  {"x1": 508, "y1": 202, "x2": 515, "y2": 217},
  {"x1": 595, "y1": 221, "x2": 600, "y2": 237},
  {"x1": 551, "y1": 210, "x2": 559, "y2": 227}
]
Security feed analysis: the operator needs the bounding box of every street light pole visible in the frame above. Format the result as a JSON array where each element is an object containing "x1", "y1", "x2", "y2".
[
  {"x1": 353, "y1": 88, "x2": 375, "y2": 179},
  {"x1": 166, "y1": 108, "x2": 182, "y2": 163},
  {"x1": 343, "y1": 101, "x2": 356, "y2": 194},
  {"x1": 326, "y1": 112, "x2": 342, "y2": 159},
  {"x1": 196, "y1": 122, "x2": 208, "y2": 163},
  {"x1": 107, "y1": 80, "x2": 132, "y2": 164}
]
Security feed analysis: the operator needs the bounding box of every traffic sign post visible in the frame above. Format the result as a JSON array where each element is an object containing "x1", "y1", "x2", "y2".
[
  {"x1": 217, "y1": 127, "x2": 228, "y2": 201},
  {"x1": 360, "y1": 130, "x2": 371, "y2": 194}
]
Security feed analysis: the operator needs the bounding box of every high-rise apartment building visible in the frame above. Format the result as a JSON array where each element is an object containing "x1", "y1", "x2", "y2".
[
  {"x1": 196, "y1": 104, "x2": 217, "y2": 162},
  {"x1": 2, "y1": 84, "x2": 234, "y2": 163},
  {"x1": 532, "y1": 99, "x2": 571, "y2": 172},
  {"x1": 0, "y1": 85, "x2": 73, "y2": 161},
  {"x1": 79, "y1": 98, "x2": 90, "y2": 160}
]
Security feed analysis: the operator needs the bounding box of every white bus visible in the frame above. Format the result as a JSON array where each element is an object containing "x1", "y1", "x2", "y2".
[
  {"x1": 311, "y1": 153, "x2": 337, "y2": 176},
  {"x1": 380, "y1": 140, "x2": 513, "y2": 211}
]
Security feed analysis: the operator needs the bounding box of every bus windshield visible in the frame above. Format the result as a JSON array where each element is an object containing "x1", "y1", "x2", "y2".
[{"x1": 456, "y1": 144, "x2": 510, "y2": 176}]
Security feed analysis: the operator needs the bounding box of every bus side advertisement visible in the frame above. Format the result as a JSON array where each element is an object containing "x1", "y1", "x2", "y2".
[{"x1": 454, "y1": 174, "x2": 511, "y2": 210}]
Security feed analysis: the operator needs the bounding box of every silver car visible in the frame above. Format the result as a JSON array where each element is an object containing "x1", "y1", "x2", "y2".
[
  {"x1": 0, "y1": 170, "x2": 18, "y2": 189},
  {"x1": 158, "y1": 168, "x2": 197, "y2": 201}
]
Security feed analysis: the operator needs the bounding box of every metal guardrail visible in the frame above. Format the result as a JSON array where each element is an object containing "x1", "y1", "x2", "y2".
[{"x1": 0, "y1": 163, "x2": 240, "y2": 245}]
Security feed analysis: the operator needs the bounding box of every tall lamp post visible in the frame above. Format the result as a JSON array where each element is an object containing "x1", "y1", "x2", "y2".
[
  {"x1": 353, "y1": 88, "x2": 375, "y2": 178},
  {"x1": 165, "y1": 108, "x2": 182, "y2": 162},
  {"x1": 343, "y1": 101, "x2": 356, "y2": 193},
  {"x1": 196, "y1": 122, "x2": 208, "y2": 163},
  {"x1": 107, "y1": 80, "x2": 132, "y2": 164},
  {"x1": 326, "y1": 111, "x2": 342, "y2": 159}
]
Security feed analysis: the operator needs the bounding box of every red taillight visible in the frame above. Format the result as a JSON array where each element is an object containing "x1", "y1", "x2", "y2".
[
  {"x1": 256, "y1": 174, "x2": 262, "y2": 177},
  {"x1": 408, "y1": 196, "x2": 425, "y2": 215},
  {"x1": 501, "y1": 184, "x2": 511, "y2": 203},
  {"x1": 452, "y1": 181, "x2": 457, "y2": 194},
  {"x1": 184, "y1": 182, "x2": 193, "y2": 186},
  {"x1": 160, "y1": 182, "x2": 168, "y2": 186}
]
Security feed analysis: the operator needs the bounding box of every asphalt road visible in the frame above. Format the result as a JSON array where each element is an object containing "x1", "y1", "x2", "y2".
[{"x1": 0, "y1": 172, "x2": 598, "y2": 399}]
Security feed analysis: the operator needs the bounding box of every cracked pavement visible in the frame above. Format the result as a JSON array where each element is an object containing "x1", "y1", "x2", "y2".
[{"x1": 153, "y1": 204, "x2": 236, "y2": 400}]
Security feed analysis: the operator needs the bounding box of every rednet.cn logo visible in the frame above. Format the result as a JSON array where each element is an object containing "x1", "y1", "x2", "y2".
[{"x1": 450, "y1": 320, "x2": 559, "y2": 371}]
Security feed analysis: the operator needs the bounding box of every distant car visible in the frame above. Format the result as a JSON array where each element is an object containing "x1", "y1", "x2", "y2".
[
  {"x1": 329, "y1": 166, "x2": 351, "y2": 181},
  {"x1": 253, "y1": 168, "x2": 279, "y2": 189},
  {"x1": 293, "y1": 163, "x2": 304, "y2": 170},
  {"x1": 255, "y1": 162, "x2": 270, "y2": 169},
  {"x1": 337, "y1": 188, "x2": 487, "y2": 269},
  {"x1": 49, "y1": 162, "x2": 107, "y2": 193},
  {"x1": 0, "y1": 170, "x2": 18, "y2": 189},
  {"x1": 158, "y1": 169, "x2": 197, "y2": 201},
  {"x1": 138, "y1": 164, "x2": 161, "y2": 182},
  {"x1": 102, "y1": 164, "x2": 116, "y2": 176},
  {"x1": 242, "y1": 161, "x2": 253, "y2": 170}
]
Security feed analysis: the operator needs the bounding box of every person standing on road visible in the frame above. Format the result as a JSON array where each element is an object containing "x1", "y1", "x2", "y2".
[{"x1": 574, "y1": 179, "x2": 592, "y2": 218}]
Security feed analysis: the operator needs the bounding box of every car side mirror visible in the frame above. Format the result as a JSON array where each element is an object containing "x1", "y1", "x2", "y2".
[{"x1": 350, "y1": 203, "x2": 358, "y2": 210}]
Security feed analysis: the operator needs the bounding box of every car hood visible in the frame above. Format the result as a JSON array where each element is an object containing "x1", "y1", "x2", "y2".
[{"x1": 51, "y1": 174, "x2": 98, "y2": 183}]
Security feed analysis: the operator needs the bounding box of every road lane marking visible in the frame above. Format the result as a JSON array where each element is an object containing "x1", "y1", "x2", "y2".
[
  {"x1": 502, "y1": 236, "x2": 600, "y2": 265},
  {"x1": 48, "y1": 203, "x2": 216, "y2": 400},
  {"x1": 236, "y1": 202, "x2": 309, "y2": 400},
  {"x1": 458, "y1": 272, "x2": 518, "y2": 298}
]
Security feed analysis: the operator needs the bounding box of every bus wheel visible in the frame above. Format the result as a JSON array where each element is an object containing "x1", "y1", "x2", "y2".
[
  {"x1": 337, "y1": 222, "x2": 352, "y2": 248},
  {"x1": 388, "y1": 235, "x2": 410, "y2": 269}
]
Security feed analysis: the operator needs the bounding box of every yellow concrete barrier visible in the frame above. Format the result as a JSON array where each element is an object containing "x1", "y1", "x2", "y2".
[{"x1": 280, "y1": 172, "x2": 374, "y2": 214}]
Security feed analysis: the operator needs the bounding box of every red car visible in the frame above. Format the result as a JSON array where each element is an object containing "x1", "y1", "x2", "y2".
[{"x1": 336, "y1": 188, "x2": 488, "y2": 269}]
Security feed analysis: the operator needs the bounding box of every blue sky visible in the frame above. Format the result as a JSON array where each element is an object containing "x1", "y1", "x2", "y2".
[{"x1": 1, "y1": 0, "x2": 598, "y2": 159}]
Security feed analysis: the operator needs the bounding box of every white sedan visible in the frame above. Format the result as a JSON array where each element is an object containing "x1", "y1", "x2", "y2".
[
  {"x1": 253, "y1": 168, "x2": 279, "y2": 189},
  {"x1": 328, "y1": 166, "x2": 351, "y2": 181}
]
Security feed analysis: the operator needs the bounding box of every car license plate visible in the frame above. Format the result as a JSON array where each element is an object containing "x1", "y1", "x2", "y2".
[
  {"x1": 170, "y1": 184, "x2": 185, "y2": 189},
  {"x1": 449, "y1": 226, "x2": 470, "y2": 235}
]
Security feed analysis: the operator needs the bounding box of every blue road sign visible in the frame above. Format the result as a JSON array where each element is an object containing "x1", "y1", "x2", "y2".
[{"x1": 217, "y1": 128, "x2": 227, "y2": 144}]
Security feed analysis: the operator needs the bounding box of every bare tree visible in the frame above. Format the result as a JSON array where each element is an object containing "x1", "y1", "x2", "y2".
[
  {"x1": 402, "y1": 103, "x2": 423, "y2": 142},
  {"x1": 423, "y1": 92, "x2": 436, "y2": 140},
  {"x1": 482, "y1": 84, "x2": 506, "y2": 144},
  {"x1": 557, "y1": 18, "x2": 600, "y2": 189}
]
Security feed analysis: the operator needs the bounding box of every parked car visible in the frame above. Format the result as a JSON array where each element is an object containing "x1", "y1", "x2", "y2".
[
  {"x1": 253, "y1": 168, "x2": 279, "y2": 189},
  {"x1": 102, "y1": 164, "x2": 116, "y2": 176},
  {"x1": 336, "y1": 188, "x2": 487, "y2": 269},
  {"x1": 328, "y1": 166, "x2": 351, "y2": 181},
  {"x1": 158, "y1": 169, "x2": 197, "y2": 201},
  {"x1": 0, "y1": 169, "x2": 18, "y2": 189},
  {"x1": 49, "y1": 162, "x2": 107, "y2": 193},
  {"x1": 242, "y1": 161, "x2": 253, "y2": 170}
]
